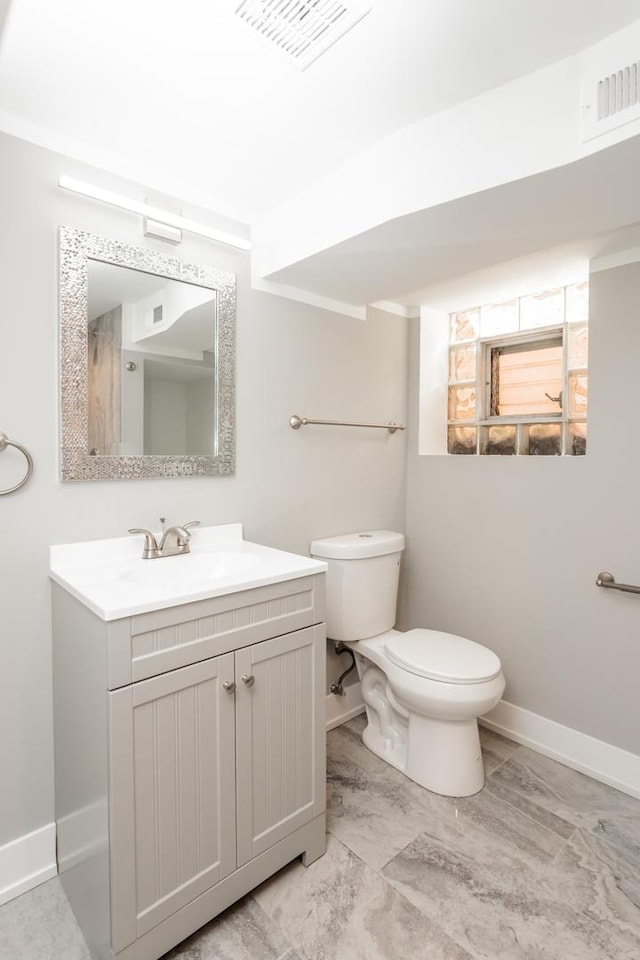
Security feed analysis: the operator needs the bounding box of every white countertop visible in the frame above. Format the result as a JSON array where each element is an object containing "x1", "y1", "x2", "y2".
[{"x1": 50, "y1": 523, "x2": 326, "y2": 621}]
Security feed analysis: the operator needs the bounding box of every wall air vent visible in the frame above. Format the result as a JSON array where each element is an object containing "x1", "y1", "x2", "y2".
[
  {"x1": 581, "y1": 21, "x2": 640, "y2": 142},
  {"x1": 235, "y1": 0, "x2": 371, "y2": 70}
]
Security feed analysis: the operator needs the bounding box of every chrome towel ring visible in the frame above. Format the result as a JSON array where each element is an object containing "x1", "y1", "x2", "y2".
[{"x1": 0, "y1": 431, "x2": 33, "y2": 495}]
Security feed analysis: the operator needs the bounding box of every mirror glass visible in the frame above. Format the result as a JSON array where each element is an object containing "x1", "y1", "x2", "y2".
[
  {"x1": 59, "y1": 226, "x2": 235, "y2": 481},
  {"x1": 87, "y1": 261, "x2": 217, "y2": 457}
]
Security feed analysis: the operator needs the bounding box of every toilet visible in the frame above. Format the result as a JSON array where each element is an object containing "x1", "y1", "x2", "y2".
[{"x1": 310, "y1": 530, "x2": 505, "y2": 797}]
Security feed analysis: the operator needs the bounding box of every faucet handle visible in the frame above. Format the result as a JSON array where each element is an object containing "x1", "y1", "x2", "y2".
[
  {"x1": 128, "y1": 528, "x2": 160, "y2": 559},
  {"x1": 128, "y1": 527, "x2": 156, "y2": 538},
  {"x1": 174, "y1": 521, "x2": 200, "y2": 547}
]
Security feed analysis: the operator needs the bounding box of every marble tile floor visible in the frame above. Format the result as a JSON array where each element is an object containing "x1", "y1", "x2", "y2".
[{"x1": 2, "y1": 716, "x2": 639, "y2": 960}]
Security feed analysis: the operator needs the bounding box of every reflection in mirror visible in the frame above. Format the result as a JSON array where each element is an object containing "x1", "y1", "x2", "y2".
[
  {"x1": 59, "y1": 226, "x2": 236, "y2": 481},
  {"x1": 87, "y1": 262, "x2": 217, "y2": 457}
]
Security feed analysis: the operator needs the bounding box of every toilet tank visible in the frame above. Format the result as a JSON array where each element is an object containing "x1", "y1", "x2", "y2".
[{"x1": 310, "y1": 531, "x2": 405, "y2": 642}]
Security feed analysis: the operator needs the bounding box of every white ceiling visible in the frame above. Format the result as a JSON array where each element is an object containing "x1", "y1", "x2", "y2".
[
  {"x1": 1, "y1": 0, "x2": 639, "y2": 225},
  {"x1": 2, "y1": 0, "x2": 640, "y2": 306},
  {"x1": 268, "y1": 134, "x2": 640, "y2": 305}
]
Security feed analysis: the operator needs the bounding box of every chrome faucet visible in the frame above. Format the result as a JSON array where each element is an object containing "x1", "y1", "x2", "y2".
[
  {"x1": 128, "y1": 519, "x2": 200, "y2": 559},
  {"x1": 159, "y1": 521, "x2": 200, "y2": 557}
]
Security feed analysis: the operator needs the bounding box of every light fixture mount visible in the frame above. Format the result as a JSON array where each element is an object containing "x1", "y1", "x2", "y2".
[{"x1": 58, "y1": 176, "x2": 251, "y2": 251}]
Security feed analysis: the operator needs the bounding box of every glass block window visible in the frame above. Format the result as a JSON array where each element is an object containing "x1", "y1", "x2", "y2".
[{"x1": 447, "y1": 282, "x2": 588, "y2": 456}]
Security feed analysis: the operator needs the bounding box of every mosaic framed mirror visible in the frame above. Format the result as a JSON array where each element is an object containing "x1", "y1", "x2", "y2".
[{"x1": 58, "y1": 226, "x2": 235, "y2": 480}]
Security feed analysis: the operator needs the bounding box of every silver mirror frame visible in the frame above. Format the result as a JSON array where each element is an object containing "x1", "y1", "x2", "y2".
[{"x1": 59, "y1": 225, "x2": 235, "y2": 481}]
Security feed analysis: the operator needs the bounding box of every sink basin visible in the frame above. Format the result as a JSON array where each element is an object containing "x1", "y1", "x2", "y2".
[
  {"x1": 119, "y1": 551, "x2": 259, "y2": 589},
  {"x1": 50, "y1": 522, "x2": 328, "y2": 620}
]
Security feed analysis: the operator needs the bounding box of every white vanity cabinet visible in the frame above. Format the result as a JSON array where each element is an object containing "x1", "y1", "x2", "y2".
[{"x1": 52, "y1": 572, "x2": 326, "y2": 960}]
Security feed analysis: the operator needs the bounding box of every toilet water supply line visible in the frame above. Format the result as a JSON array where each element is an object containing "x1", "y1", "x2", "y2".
[{"x1": 330, "y1": 643, "x2": 357, "y2": 695}]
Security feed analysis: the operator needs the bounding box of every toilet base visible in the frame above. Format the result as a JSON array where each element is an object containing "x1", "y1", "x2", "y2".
[
  {"x1": 350, "y1": 638, "x2": 498, "y2": 798},
  {"x1": 361, "y1": 709, "x2": 484, "y2": 797},
  {"x1": 407, "y1": 713, "x2": 484, "y2": 796}
]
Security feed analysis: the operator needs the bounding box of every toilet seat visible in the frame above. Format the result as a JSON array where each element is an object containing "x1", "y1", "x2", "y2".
[{"x1": 384, "y1": 628, "x2": 502, "y2": 684}]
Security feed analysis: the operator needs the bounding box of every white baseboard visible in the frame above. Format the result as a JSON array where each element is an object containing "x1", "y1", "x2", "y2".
[
  {"x1": 57, "y1": 798, "x2": 108, "y2": 873},
  {"x1": 325, "y1": 683, "x2": 365, "y2": 731},
  {"x1": 0, "y1": 822, "x2": 57, "y2": 906},
  {"x1": 327, "y1": 684, "x2": 640, "y2": 800},
  {"x1": 481, "y1": 700, "x2": 640, "y2": 800}
]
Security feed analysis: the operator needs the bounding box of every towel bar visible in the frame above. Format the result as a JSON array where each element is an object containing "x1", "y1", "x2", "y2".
[
  {"x1": 289, "y1": 414, "x2": 405, "y2": 434},
  {"x1": 0, "y1": 431, "x2": 33, "y2": 495},
  {"x1": 595, "y1": 572, "x2": 640, "y2": 595}
]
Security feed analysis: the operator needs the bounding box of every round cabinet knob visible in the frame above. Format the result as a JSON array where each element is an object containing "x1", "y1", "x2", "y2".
[
  {"x1": 222, "y1": 681, "x2": 236, "y2": 693},
  {"x1": 241, "y1": 674, "x2": 255, "y2": 687}
]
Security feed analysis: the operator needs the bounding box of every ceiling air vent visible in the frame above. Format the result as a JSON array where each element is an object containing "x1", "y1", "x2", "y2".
[
  {"x1": 581, "y1": 21, "x2": 640, "y2": 142},
  {"x1": 235, "y1": 0, "x2": 371, "y2": 70}
]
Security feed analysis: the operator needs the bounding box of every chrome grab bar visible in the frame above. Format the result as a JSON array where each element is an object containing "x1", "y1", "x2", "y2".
[
  {"x1": 595, "y1": 571, "x2": 640, "y2": 596},
  {"x1": 0, "y1": 431, "x2": 33, "y2": 495},
  {"x1": 290, "y1": 414, "x2": 405, "y2": 434}
]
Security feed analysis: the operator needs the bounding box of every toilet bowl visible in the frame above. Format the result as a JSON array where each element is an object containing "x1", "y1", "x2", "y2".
[
  {"x1": 350, "y1": 628, "x2": 504, "y2": 796},
  {"x1": 310, "y1": 530, "x2": 506, "y2": 797}
]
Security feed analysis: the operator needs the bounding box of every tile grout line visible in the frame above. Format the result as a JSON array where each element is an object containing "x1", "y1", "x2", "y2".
[
  {"x1": 483, "y1": 761, "x2": 579, "y2": 849},
  {"x1": 336, "y1": 833, "x2": 483, "y2": 960}
]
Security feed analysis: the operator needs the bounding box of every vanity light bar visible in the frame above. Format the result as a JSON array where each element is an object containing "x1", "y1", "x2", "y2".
[{"x1": 58, "y1": 176, "x2": 252, "y2": 251}]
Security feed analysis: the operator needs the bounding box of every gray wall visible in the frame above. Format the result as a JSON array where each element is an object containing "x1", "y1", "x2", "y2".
[
  {"x1": 404, "y1": 260, "x2": 640, "y2": 755},
  {"x1": 0, "y1": 131, "x2": 409, "y2": 846}
]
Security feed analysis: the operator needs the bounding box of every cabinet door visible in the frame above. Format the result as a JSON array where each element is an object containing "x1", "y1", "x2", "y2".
[
  {"x1": 109, "y1": 654, "x2": 236, "y2": 951},
  {"x1": 235, "y1": 625, "x2": 326, "y2": 866}
]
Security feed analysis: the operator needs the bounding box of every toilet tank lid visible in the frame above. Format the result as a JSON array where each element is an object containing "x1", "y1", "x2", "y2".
[{"x1": 310, "y1": 530, "x2": 405, "y2": 560}]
